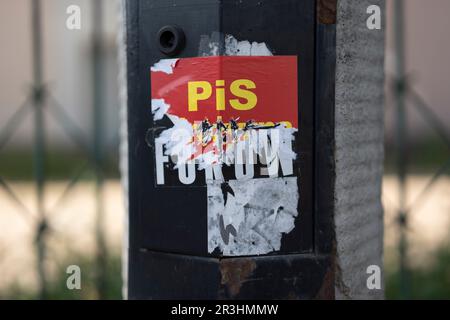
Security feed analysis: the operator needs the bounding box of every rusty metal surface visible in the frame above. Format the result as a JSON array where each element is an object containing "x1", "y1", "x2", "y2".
[
  {"x1": 315, "y1": 264, "x2": 335, "y2": 299},
  {"x1": 219, "y1": 258, "x2": 257, "y2": 297},
  {"x1": 317, "y1": 0, "x2": 337, "y2": 24},
  {"x1": 218, "y1": 255, "x2": 333, "y2": 299}
]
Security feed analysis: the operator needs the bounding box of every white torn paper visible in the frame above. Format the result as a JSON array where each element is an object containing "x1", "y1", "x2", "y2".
[
  {"x1": 224, "y1": 35, "x2": 273, "y2": 56},
  {"x1": 151, "y1": 99, "x2": 170, "y2": 121},
  {"x1": 150, "y1": 58, "x2": 179, "y2": 74},
  {"x1": 207, "y1": 177, "x2": 299, "y2": 256},
  {"x1": 205, "y1": 34, "x2": 299, "y2": 256}
]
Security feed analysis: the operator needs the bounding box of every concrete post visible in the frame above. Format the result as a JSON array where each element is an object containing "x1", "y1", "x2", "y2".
[{"x1": 334, "y1": 0, "x2": 385, "y2": 299}]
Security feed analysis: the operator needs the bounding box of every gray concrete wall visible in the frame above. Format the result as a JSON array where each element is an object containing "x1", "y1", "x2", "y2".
[{"x1": 334, "y1": 0, "x2": 385, "y2": 299}]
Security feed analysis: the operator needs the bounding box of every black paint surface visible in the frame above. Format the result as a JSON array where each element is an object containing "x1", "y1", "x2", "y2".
[{"x1": 126, "y1": 0, "x2": 336, "y2": 299}]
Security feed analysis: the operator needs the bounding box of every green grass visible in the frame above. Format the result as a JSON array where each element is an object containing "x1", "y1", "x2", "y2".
[
  {"x1": 0, "y1": 251, "x2": 122, "y2": 300},
  {"x1": 0, "y1": 149, "x2": 119, "y2": 180},
  {"x1": 386, "y1": 243, "x2": 450, "y2": 299},
  {"x1": 385, "y1": 137, "x2": 450, "y2": 174}
]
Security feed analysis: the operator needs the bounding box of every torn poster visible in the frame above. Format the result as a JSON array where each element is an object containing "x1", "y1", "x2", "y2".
[
  {"x1": 150, "y1": 56, "x2": 299, "y2": 187},
  {"x1": 207, "y1": 177, "x2": 299, "y2": 255}
]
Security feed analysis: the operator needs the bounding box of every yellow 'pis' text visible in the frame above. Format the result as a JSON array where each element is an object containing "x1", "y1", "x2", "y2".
[{"x1": 188, "y1": 79, "x2": 257, "y2": 112}]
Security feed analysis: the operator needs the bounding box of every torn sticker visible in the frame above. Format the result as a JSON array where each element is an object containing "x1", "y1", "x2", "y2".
[
  {"x1": 224, "y1": 34, "x2": 273, "y2": 56},
  {"x1": 150, "y1": 55, "x2": 298, "y2": 186},
  {"x1": 149, "y1": 35, "x2": 300, "y2": 256},
  {"x1": 207, "y1": 177, "x2": 299, "y2": 256},
  {"x1": 150, "y1": 58, "x2": 179, "y2": 74}
]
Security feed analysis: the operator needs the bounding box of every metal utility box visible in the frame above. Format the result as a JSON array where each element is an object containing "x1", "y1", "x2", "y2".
[{"x1": 124, "y1": 0, "x2": 336, "y2": 299}]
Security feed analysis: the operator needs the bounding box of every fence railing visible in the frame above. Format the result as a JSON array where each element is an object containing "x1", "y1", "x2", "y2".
[
  {"x1": 0, "y1": 0, "x2": 115, "y2": 299},
  {"x1": 389, "y1": 0, "x2": 450, "y2": 299}
]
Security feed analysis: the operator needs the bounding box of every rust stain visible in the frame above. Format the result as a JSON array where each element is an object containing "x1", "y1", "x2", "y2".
[
  {"x1": 317, "y1": 0, "x2": 337, "y2": 25},
  {"x1": 316, "y1": 238, "x2": 337, "y2": 300},
  {"x1": 220, "y1": 258, "x2": 256, "y2": 297},
  {"x1": 315, "y1": 266, "x2": 335, "y2": 299}
]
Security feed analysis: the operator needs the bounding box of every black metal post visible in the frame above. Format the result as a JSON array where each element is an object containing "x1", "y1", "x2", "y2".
[
  {"x1": 124, "y1": 0, "x2": 336, "y2": 299},
  {"x1": 31, "y1": 0, "x2": 48, "y2": 300}
]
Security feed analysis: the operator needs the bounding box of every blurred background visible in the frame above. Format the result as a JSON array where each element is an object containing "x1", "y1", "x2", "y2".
[
  {"x1": 0, "y1": 0, "x2": 449, "y2": 299},
  {"x1": 0, "y1": 0, "x2": 122, "y2": 299}
]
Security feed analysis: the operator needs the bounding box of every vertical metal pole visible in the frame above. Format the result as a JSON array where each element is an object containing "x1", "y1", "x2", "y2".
[
  {"x1": 92, "y1": 0, "x2": 108, "y2": 299},
  {"x1": 31, "y1": 0, "x2": 48, "y2": 300},
  {"x1": 393, "y1": 0, "x2": 410, "y2": 299}
]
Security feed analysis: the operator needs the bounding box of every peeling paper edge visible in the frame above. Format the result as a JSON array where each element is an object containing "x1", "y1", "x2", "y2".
[
  {"x1": 150, "y1": 58, "x2": 179, "y2": 74},
  {"x1": 151, "y1": 98, "x2": 170, "y2": 121},
  {"x1": 224, "y1": 34, "x2": 273, "y2": 56}
]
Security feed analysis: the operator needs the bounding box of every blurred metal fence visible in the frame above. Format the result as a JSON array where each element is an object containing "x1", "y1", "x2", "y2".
[
  {"x1": 390, "y1": 0, "x2": 450, "y2": 299},
  {"x1": 0, "y1": 0, "x2": 114, "y2": 299},
  {"x1": 2, "y1": 0, "x2": 448, "y2": 301}
]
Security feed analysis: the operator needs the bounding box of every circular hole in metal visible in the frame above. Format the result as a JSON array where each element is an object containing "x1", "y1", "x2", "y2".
[
  {"x1": 157, "y1": 25, "x2": 185, "y2": 56},
  {"x1": 159, "y1": 30, "x2": 176, "y2": 49}
]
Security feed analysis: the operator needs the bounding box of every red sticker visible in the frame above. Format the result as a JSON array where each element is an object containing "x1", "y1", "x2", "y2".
[
  {"x1": 150, "y1": 56, "x2": 299, "y2": 186},
  {"x1": 151, "y1": 56, "x2": 298, "y2": 128}
]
